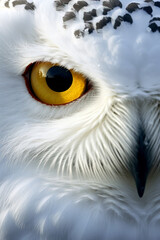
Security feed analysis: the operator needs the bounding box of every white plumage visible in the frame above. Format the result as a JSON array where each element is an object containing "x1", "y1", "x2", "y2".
[{"x1": 1, "y1": 0, "x2": 160, "y2": 239}]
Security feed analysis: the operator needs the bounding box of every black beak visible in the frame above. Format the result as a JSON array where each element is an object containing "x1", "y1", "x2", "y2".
[{"x1": 131, "y1": 127, "x2": 150, "y2": 198}]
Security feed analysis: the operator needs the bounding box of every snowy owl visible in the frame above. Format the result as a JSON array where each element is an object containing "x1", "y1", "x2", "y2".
[{"x1": 1, "y1": 0, "x2": 160, "y2": 239}]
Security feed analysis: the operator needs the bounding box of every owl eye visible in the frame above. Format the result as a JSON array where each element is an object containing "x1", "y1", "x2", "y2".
[{"x1": 23, "y1": 62, "x2": 88, "y2": 105}]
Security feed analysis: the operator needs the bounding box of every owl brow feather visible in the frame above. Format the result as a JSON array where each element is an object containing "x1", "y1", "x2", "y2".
[
  {"x1": 53, "y1": 0, "x2": 160, "y2": 38},
  {"x1": 3, "y1": 0, "x2": 35, "y2": 10},
  {"x1": 2, "y1": 0, "x2": 160, "y2": 35}
]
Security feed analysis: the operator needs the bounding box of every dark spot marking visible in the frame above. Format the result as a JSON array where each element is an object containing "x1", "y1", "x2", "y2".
[
  {"x1": 123, "y1": 13, "x2": 133, "y2": 24},
  {"x1": 61, "y1": 0, "x2": 71, "y2": 3},
  {"x1": 114, "y1": 15, "x2": 123, "y2": 29},
  {"x1": 73, "y1": 1, "x2": 88, "y2": 12},
  {"x1": 103, "y1": 0, "x2": 122, "y2": 9},
  {"x1": 154, "y1": 1, "x2": 160, "y2": 7},
  {"x1": 74, "y1": 22, "x2": 94, "y2": 38},
  {"x1": 25, "y1": 2, "x2": 35, "y2": 10},
  {"x1": 149, "y1": 22, "x2": 158, "y2": 32},
  {"x1": 54, "y1": 1, "x2": 65, "y2": 10},
  {"x1": 96, "y1": 17, "x2": 111, "y2": 30},
  {"x1": 144, "y1": 0, "x2": 153, "y2": 2},
  {"x1": 63, "y1": 11, "x2": 76, "y2": 22},
  {"x1": 74, "y1": 29, "x2": 84, "y2": 38},
  {"x1": 142, "y1": 6, "x2": 152, "y2": 15},
  {"x1": 126, "y1": 2, "x2": 139, "y2": 13},
  {"x1": 4, "y1": 0, "x2": 10, "y2": 7},
  {"x1": 12, "y1": 0, "x2": 35, "y2": 9},
  {"x1": 83, "y1": 12, "x2": 93, "y2": 22},
  {"x1": 54, "y1": 0, "x2": 71, "y2": 10},
  {"x1": 85, "y1": 22, "x2": 94, "y2": 34},
  {"x1": 150, "y1": 17, "x2": 160, "y2": 22},
  {"x1": 103, "y1": 8, "x2": 111, "y2": 15},
  {"x1": 12, "y1": 0, "x2": 27, "y2": 7},
  {"x1": 91, "y1": 9, "x2": 97, "y2": 17}
]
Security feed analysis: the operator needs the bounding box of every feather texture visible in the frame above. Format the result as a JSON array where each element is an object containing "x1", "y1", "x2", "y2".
[{"x1": 1, "y1": 0, "x2": 160, "y2": 239}]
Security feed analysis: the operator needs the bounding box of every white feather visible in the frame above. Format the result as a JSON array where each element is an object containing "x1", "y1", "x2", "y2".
[{"x1": 1, "y1": 0, "x2": 160, "y2": 239}]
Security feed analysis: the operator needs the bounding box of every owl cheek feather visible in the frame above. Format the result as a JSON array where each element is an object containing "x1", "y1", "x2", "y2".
[{"x1": 130, "y1": 127, "x2": 150, "y2": 198}]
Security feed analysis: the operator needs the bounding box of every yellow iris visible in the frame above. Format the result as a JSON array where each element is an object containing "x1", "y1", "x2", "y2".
[{"x1": 30, "y1": 62, "x2": 86, "y2": 105}]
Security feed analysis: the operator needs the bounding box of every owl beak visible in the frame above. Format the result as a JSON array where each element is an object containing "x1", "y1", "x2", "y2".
[{"x1": 131, "y1": 128, "x2": 150, "y2": 198}]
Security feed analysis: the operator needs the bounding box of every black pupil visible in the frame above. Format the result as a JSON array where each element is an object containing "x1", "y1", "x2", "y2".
[{"x1": 46, "y1": 66, "x2": 73, "y2": 92}]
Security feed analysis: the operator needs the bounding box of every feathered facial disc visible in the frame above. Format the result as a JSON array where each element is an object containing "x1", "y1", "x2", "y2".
[{"x1": 1, "y1": 0, "x2": 160, "y2": 198}]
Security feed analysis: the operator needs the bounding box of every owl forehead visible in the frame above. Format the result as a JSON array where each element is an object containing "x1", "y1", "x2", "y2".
[
  {"x1": 56, "y1": 0, "x2": 160, "y2": 38},
  {"x1": 2, "y1": 0, "x2": 160, "y2": 93},
  {"x1": 2, "y1": 0, "x2": 160, "y2": 38}
]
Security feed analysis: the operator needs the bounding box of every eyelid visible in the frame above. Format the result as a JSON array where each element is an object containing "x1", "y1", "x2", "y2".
[{"x1": 23, "y1": 63, "x2": 40, "y2": 102}]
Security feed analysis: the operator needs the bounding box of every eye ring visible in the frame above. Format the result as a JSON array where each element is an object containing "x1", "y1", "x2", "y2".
[{"x1": 23, "y1": 62, "x2": 91, "y2": 106}]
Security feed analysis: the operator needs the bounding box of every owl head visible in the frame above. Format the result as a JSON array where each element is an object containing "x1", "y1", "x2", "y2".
[{"x1": 0, "y1": 0, "x2": 160, "y2": 198}]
